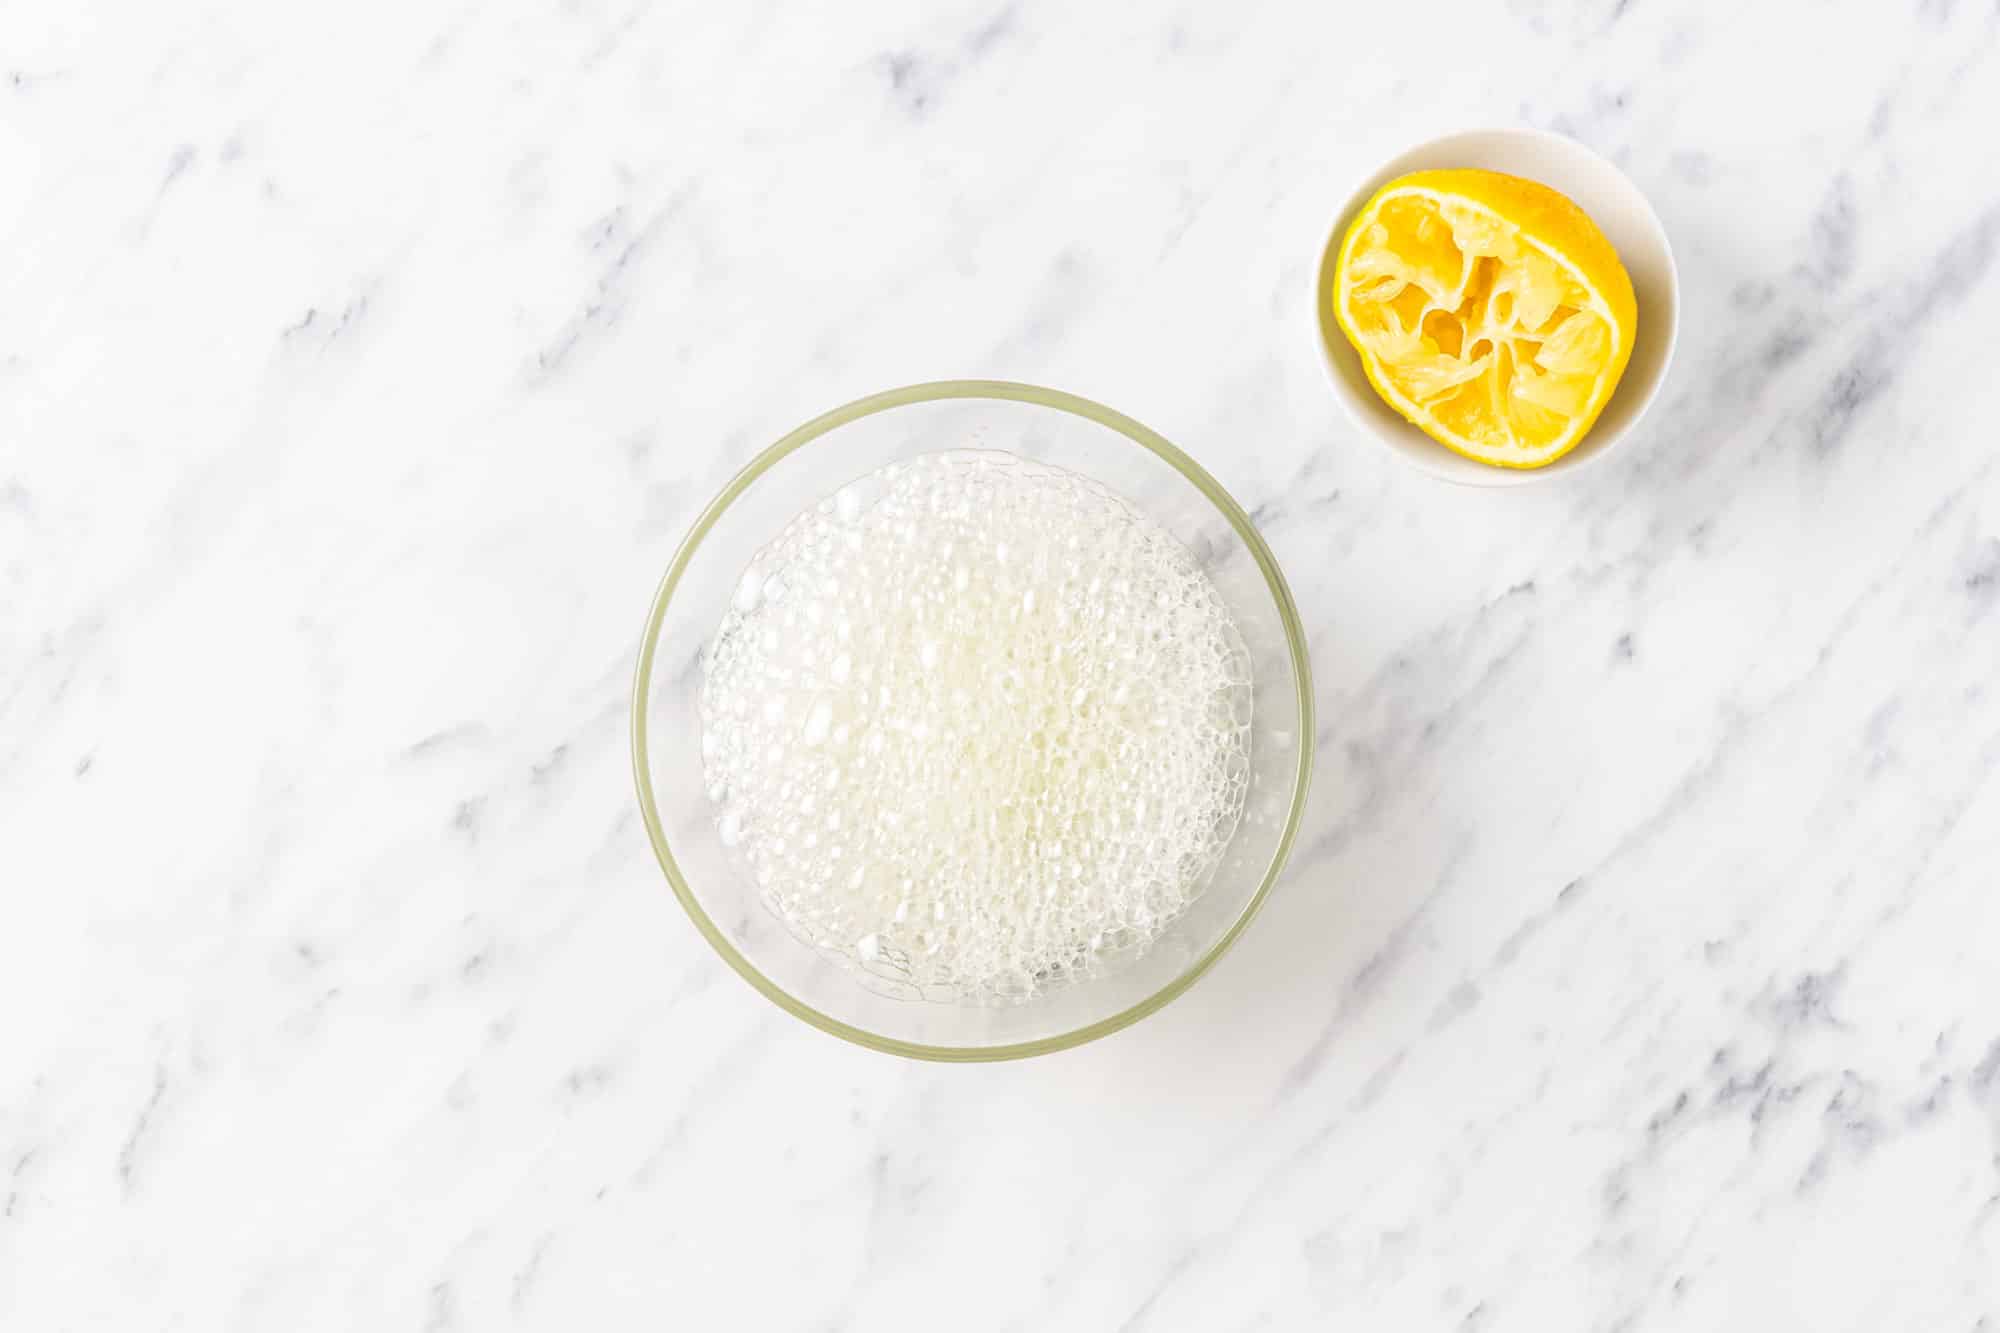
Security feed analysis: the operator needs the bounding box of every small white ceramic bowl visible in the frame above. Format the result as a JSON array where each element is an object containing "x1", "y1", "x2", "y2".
[{"x1": 1315, "y1": 127, "x2": 1680, "y2": 486}]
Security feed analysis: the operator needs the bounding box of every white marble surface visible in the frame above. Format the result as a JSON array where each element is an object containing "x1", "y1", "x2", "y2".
[{"x1": 7, "y1": 0, "x2": 2000, "y2": 1327}]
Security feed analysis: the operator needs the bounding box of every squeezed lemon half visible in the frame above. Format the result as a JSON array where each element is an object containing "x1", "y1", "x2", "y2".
[{"x1": 1332, "y1": 168, "x2": 1638, "y2": 469}]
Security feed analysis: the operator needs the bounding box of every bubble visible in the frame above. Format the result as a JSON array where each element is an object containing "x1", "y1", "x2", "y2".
[
  {"x1": 801, "y1": 698, "x2": 833, "y2": 747},
  {"x1": 733, "y1": 567, "x2": 765, "y2": 613}
]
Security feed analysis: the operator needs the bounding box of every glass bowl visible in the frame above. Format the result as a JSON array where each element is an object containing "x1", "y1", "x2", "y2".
[{"x1": 632, "y1": 381, "x2": 1313, "y2": 1060}]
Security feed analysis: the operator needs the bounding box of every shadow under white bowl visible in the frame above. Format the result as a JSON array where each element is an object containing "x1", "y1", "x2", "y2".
[{"x1": 1315, "y1": 127, "x2": 1680, "y2": 486}]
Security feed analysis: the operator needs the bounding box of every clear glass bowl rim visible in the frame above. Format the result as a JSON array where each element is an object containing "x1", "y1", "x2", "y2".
[{"x1": 630, "y1": 379, "x2": 1316, "y2": 1061}]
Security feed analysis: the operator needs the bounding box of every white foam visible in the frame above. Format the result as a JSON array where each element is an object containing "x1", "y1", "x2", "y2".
[{"x1": 700, "y1": 450, "x2": 1252, "y2": 1002}]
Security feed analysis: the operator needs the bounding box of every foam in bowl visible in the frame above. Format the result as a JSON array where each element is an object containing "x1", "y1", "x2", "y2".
[{"x1": 699, "y1": 450, "x2": 1252, "y2": 1003}]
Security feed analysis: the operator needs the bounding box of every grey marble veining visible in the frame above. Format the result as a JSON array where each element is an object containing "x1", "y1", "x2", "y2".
[{"x1": 5, "y1": 0, "x2": 2000, "y2": 1328}]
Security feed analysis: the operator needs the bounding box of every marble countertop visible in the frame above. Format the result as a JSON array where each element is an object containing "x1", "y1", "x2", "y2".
[{"x1": 8, "y1": 1, "x2": 2000, "y2": 1327}]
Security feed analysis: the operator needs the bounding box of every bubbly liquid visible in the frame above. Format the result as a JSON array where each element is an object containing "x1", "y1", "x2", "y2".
[{"x1": 699, "y1": 450, "x2": 1251, "y2": 1002}]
